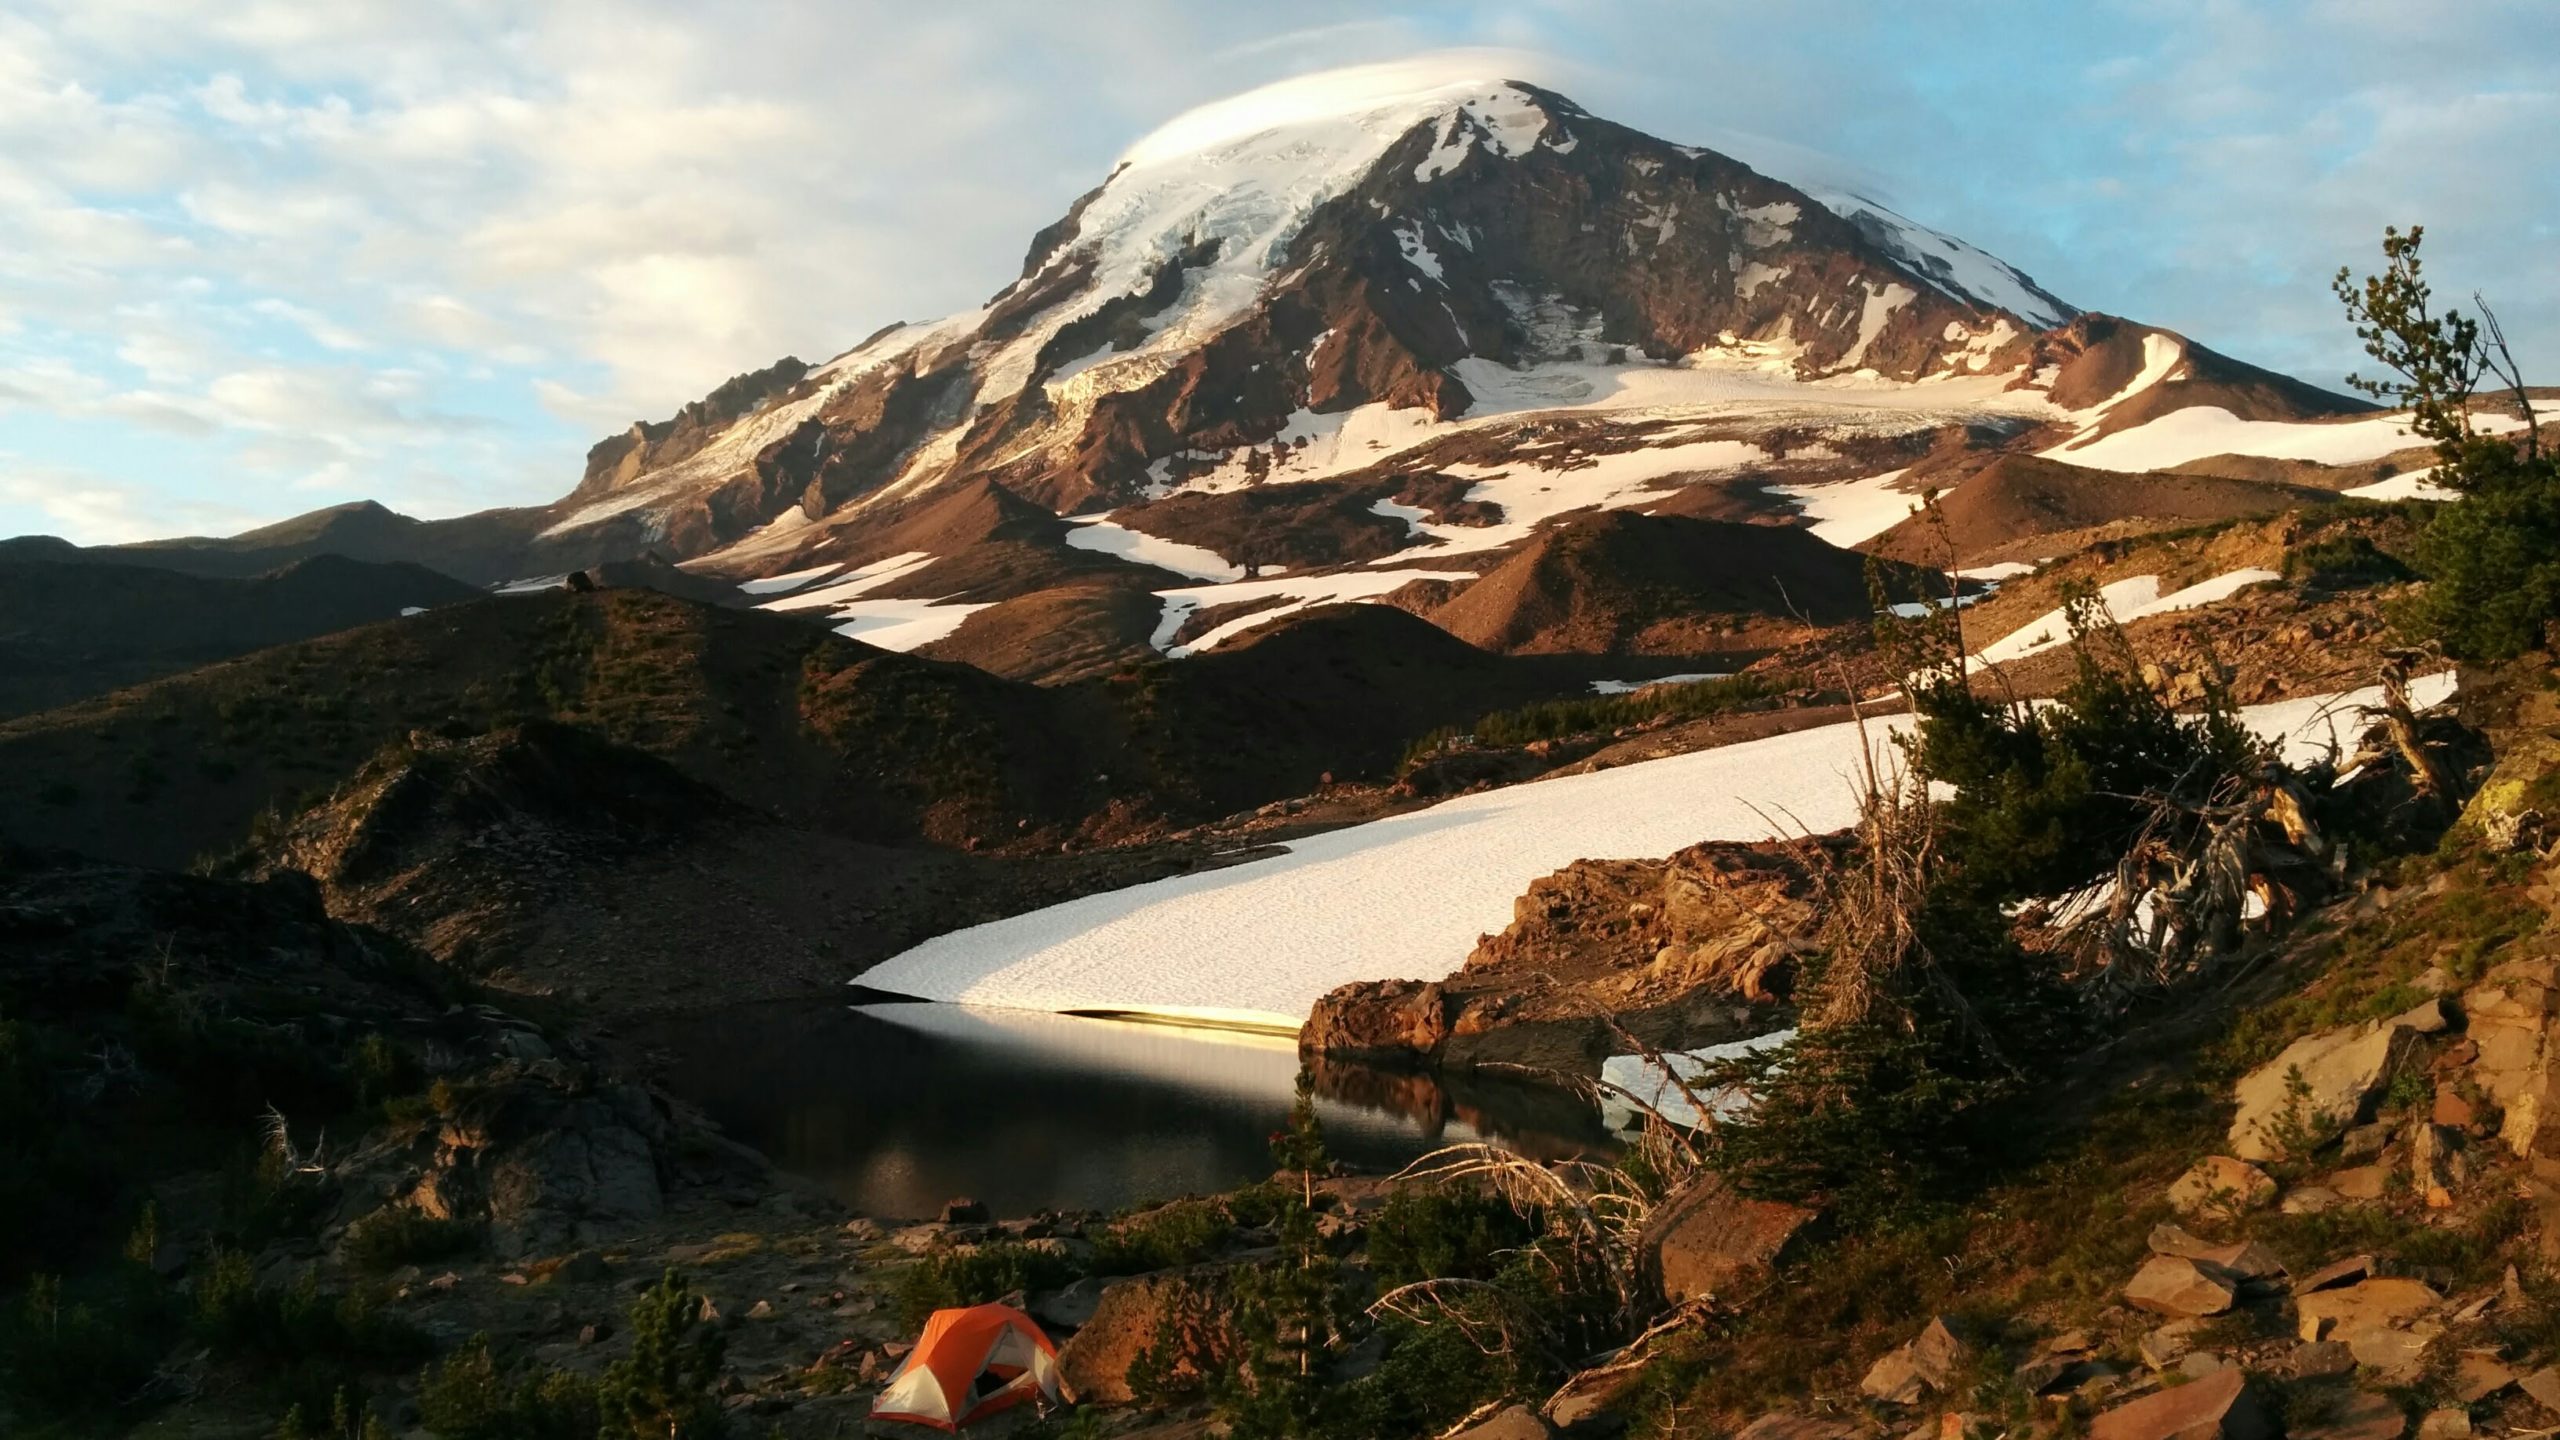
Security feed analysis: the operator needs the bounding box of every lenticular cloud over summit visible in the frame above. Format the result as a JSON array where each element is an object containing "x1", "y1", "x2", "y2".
[{"x1": 1117, "y1": 50, "x2": 1571, "y2": 169}]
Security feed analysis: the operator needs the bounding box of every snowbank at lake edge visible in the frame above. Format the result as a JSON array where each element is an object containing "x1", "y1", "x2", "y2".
[{"x1": 858, "y1": 675, "x2": 2454, "y2": 1029}]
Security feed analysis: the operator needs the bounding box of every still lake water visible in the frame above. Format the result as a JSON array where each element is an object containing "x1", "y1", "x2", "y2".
[{"x1": 636, "y1": 1001, "x2": 1616, "y2": 1219}]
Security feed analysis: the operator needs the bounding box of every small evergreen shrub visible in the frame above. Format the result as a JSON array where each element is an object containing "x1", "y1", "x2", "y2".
[
  {"x1": 595, "y1": 1270, "x2": 726, "y2": 1440},
  {"x1": 342, "y1": 1206, "x2": 477, "y2": 1273}
]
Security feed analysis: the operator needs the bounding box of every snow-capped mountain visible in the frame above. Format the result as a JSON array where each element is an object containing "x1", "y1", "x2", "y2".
[
  {"x1": 60, "y1": 66, "x2": 2398, "y2": 678},
  {"x1": 549, "y1": 74, "x2": 2084, "y2": 561}
]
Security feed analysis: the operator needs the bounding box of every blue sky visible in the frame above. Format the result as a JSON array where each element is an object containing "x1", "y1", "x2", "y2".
[{"x1": 3, "y1": 0, "x2": 2553, "y2": 543}]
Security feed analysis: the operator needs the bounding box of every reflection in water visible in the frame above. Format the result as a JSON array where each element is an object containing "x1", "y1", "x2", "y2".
[{"x1": 633, "y1": 1001, "x2": 1615, "y2": 1218}]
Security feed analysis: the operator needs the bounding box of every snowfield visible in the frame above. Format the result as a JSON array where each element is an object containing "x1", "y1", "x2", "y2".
[
  {"x1": 1063, "y1": 516, "x2": 1245, "y2": 582},
  {"x1": 859, "y1": 674, "x2": 2454, "y2": 1029},
  {"x1": 2047, "y1": 407, "x2": 2529, "y2": 475},
  {"x1": 1973, "y1": 568, "x2": 2283, "y2": 665},
  {"x1": 1149, "y1": 567, "x2": 1477, "y2": 656}
]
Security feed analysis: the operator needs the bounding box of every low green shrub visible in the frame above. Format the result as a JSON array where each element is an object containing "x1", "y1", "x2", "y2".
[
  {"x1": 342, "y1": 1207, "x2": 477, "y2": 1273},
  {"x1": 894, "y1": 1243, "x2": 1084, "y2": 1330},
  {"x1": 420, "y1": 1332, "x2": 600, "y2": 1440},
  {"x1": 1092, "y1": 1200, "x2": 1232, "y2": 1275}
]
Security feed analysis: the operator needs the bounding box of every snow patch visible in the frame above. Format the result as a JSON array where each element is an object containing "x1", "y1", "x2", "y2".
[
  {"x1": 1601, "y1": 1030, "x2": 1796, "y2": 1130},
  {"x1": 737, "y1": 563, "x2": 845, "y2": 596},
  {"x1": 829, "y1": 599, "x2": 992, "y2": 652},
  {"x1": 1063, "y1": 516, "x2": 1243, "y2": 581},
  {"x1": 2048, "y1": 407, "x2": 2528, "y2": 474},
  {"x1": 1973, "y1": 569, "x2": 2282, "y2": 665},
  {"x1": 1767, "y1": 468, "x2": 1925, "y2": 547},
  {"x1": 2344, "y1": 468, "x2": 2455, "y2": 502},
  {"x1": 1589, "y1": 673, "x2": 1725, "y2": 695},
  {"x1": 861, "y1": 677, "x2": 2453, "y2": 1027},
  {"x1": 1150, "y1": 567, "x2": 1476, "y2": 657},
  {"x1": 756, "y1": 551, "x2": 938, "y2": 613}
]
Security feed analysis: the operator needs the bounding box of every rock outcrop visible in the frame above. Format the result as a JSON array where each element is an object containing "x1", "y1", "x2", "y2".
[{"x1": 1303, "y1": 836, "x2": 1826, "y2": 1073}]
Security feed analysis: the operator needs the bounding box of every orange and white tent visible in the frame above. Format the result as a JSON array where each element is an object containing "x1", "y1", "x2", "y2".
[{"x1": 870, "y1": 1303, "x2": 1063, "y2": 1432}]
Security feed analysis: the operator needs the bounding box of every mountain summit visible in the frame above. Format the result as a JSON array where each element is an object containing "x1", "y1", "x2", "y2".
[{"x1": 548, "y1": 74, "x2": 2089, "y2": 560}]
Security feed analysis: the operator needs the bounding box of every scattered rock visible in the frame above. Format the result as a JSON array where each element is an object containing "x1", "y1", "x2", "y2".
[
  {"x1": 2141, "y1": 1320, "x2": 2203, "y2": 1370},
  {"x1": 2294, "y1": 1255, "x2": 2377, "y2": 1295},
  {"x1": 2342, "y1": 1123, "x2": 2392, "y2": 1161},
  {"x1": 2149, "y1": 1223, "x2": 2220, "y2": 1259},
  {"x1": 941, "y1": 1197, "x2": 991, "y2": 1225},
  {"x1": 2198, "y1": 1242, "x2": 2286, "y2": 1283},
  {"x1": 2329, "y1": 1166, "x2": 2390, "y2": 1201},
  {"x1": 2281, "y1": 1186, "x2": 2345, "y2": 1215},
  {"x1": 2125, "y1": 1255, "x2": 2239, "y2": 1317},
  {"x1": 2520, "y1": 1366, "x2": 2560, "y2": 1414},
  {"x1": 1860, "y1": 1316, "x2": 1976, "y2": 1404},
  {"x1": 2169, "y1": 1157, "x2": 2279, "y2": 1219},
  {"x1": 2464, "y1": 959, "x2": 2560, "y2": 1156},
  {"x1": 2088, "y1": 1366, "x2": 2270, "y2": 1440}
]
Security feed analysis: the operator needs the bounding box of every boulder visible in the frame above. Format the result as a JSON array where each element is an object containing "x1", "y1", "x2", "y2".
[
  {"x1": 2296, "y1": 1277, "x2": 2442, "y2": 1340},
  {"x1": 2453, "y1": 1353, "x2": 2520, "y2": 1403},
  {"x1": 2228, "y1": 1011, "x2": 2437, "y2": 1161},
  {"x1": 2281, "y1": 1186, "x2": 2345, "y2": 1215},
  {"x1": 1056, "y1": 1272, "x2": 1231, "y2": 1405},
  {"x1": 1544, "y1": 1356, "x2": 1649, "y2": 1436},
  {"x1": 2298, "y1": 1278, "x2": 2444, "y2": 1384},
  {"x1": 2168, "y1": 1157, "x2": 2279, "y2": 1219},
  {"x1": 2521, "y1": 1366, "x2": 2560, "y2": 1414},
  {"x1": 2232, "y1": 1004, "x2": 2447, "y2": 1158},
  {"x1": 1455, "y1": 1404, "x2": 1557, "y2": 1440},
  {"x1": 2286, "y1": 1341, "x2": 2358, "y2": 1379},
  {"x1": 2293, "y1": 1390, "x2": 2408, "y2": 1440},
  {"x1": 2409, "y1": 1123, "x2": 2464, "y2": 1209},
  {"x1": 941, "y1": 1197, "x2": 991, "y2": 1224},
  {"x1": 2417, "y1": 1410, "x2": 2470, "y2": 1440},
  {"x1": 2294, "y1": 1255, "x2": 2377, "y2": 1295},
  {"x1": 1860, "y1": 1316, "x2": 1975, "y2": 1404},
  {"x1": 2125, "y1": 1256, "x2": 2239, "y2": 1317},
  {"x1": 1732, "y1": 1416, "x2": 1853, "y2": 1440},
  {"x1": 1635, "y1": 1174, "x2": 1813, "y2": 1308},
  {"x1": 1029, "y1": 1274, "x2": 1110, "y2": 1330},
  {"x1": 2088, "y1": 1367, "x2": 2271, "y2": 1440},
  {"x1": 2329, "y1": 1166, "x2": 2389, "y2": 1200}
]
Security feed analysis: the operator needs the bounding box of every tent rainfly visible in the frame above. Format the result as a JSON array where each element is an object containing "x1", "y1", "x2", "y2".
[{"x1": 870, "y1": 1303, "x2": 1063, "y2": 1431}]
